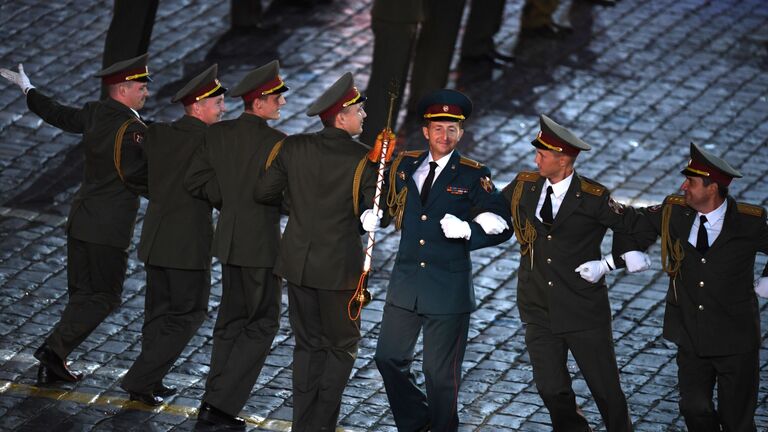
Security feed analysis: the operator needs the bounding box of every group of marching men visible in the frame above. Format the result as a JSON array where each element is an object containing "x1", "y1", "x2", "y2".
[{"x1": 1, "y1": 53, "x2": 767, "y2": 432}]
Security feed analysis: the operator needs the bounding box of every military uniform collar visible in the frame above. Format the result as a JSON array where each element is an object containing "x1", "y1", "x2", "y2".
[
  {"x1": 176, "y1": 115, "x2": 208, "y2": 130},
  {"x1": 696, "y1": 198, "x2": 727, "y2": 225},
  {"x1": 319, "y1": 126, "x2": 353, "y2": 139},
  {"x1": 105, "y1": 97, "x2": 140, "y2": 118},
  {"x1": 543, "y1": 172, "x2": 573, "y2": 200},
  {"x1": 239, "y1": 111, "x2": 270, "y2": 125}
]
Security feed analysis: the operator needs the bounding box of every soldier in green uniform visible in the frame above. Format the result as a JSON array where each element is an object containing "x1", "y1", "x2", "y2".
[
  {"x1": 184, "y1": 60, "x2": 288, "y2": 428},
  {"x1": 619, "y1": 143, "x2": 768, "y2": 432},
  {"x1": 120, "y1": 65, "x2": 227, "y2": 406},
  {"x1": 253, "y1": 72, "x2": 376, "y2": 432},
  {"x1": 370, "y1": 89, "x2": 512, "y2": 432},
  {"x1": 0, "y1": 54, "x2": 151, "y2": 384},
  {"x1": 500, "y1": 115, "x2": 647, "y2": 432}
]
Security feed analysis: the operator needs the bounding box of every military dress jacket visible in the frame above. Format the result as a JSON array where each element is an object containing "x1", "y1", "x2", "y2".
[
  {"x1": 138, "y1": 115, "x2": 215, "y2": 270},
  {"x1": 385, "y1": 150, "x2": 511, "y2": 315},
  {"x1": 630, "y1": 195, "x2": 768, "y2": 357},
  {"x1": 26, "y1": 89, "x2": 147, "y2": 250},
  {"x1": 184, "y1": 113, "x2": 285, "y2": 268},
  {"x1": 253, "y1": 127, "x2": 376, "y2": 291},
  {"x1": 501, "y1": 171, "x2": 638, "y2": 334}
]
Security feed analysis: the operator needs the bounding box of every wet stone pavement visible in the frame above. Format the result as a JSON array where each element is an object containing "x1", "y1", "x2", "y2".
[{"x1": 1, "y1": 0, "x2": 767, "y2": 430}]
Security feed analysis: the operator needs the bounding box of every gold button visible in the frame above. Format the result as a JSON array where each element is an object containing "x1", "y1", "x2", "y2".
[
  {"x1": 419, "y1": 239, "x2": 425, "y2": 246},
  {"x1": 701, "y1": 258, "x2": 706, "y2": 264},
  {"x1": 421, "y1": 214, "x2": 427, "y2": 221},
  {"x1": 547, "y1": 235, "x2": 552, "y2": 240},
  {"x1": 699, "y1": 281, "x2": 704, "y2": 287},
  {"x1": 420, "y1": 262, "x2": 426, "y2": 268},
  {"x1": 546, "y1": 258, "x2": 552, "y2": 264},
  {"x1": 548, "y1": 281, "x2": 553, "y2": 286},
  {"x1": 698, "y1": 305, "x2": 704, "y2": 311}
]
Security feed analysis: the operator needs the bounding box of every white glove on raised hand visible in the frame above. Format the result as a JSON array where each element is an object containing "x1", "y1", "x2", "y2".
[
  {"x1": 0, "y1": 64, "x2": 33, "y2": 94},
  {"x1": 360, "y1": 209, "x2": 383, "y2": 232},
  {"x1": 473, "y1": 212, "x2": 509, "y2": 235},
  {"x1": 755, "y1": 277, "x2": 768, "y2": 298},
  {"x1": 623, "y1": 250, "x2": 651, "y2": 273},
  {"x1": 441, "y1": 214, "x2": 472, "y2": 240},
  {"x1": 575, "y1": 258, "x2": 611, "y2": 283}
]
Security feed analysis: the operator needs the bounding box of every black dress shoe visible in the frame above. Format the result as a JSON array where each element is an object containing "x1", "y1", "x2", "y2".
[
  {"x1": 520, "y1": 23, "x2": 566, "y2": 39},
  {"x1": 33, "y1": 345, "x2": 81, "y2": 383},
  {"x1": 197, "y1": 402, "x2": 246, "y2": 428},
  {"x1": 37, "y1": 365, "x2": 83, "y2": 385},
  {"x1": 153, "y1": 383, "x2": 177, "y2": 398},
  {"x1": 461, "y1": 50, "x2": 514, "y2": 67},
  {"x1": 128, "y1": 391, "x2": 164, "y2": 406}
]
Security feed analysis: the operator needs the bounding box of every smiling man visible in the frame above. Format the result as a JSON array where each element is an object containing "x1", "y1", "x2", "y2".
[
  {"x1": 621, "y1": 143, "x2": 768, "y2": 432},
  {"x1": 372, "y1": 89, "x2": 511, "y2": 432},
  {"x1": 184, "y1": 60, "x2": 288, "y2": 428},
  {"x1": 0, "y1": 54, "x2": 151, "y2": 386}
]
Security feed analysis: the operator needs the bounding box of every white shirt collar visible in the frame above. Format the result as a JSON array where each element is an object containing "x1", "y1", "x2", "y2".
[
  {"x1": 129, "y1": 108, "x2": 141, "y2": 119},
  {"x1": 698, "y1": 199, "x2": 728, "y2": 224},
  {"x1": 544, "y1": 172, "x2": 574, "y2": 199},
  {"x1": 427, "y1": 150, "x2": 454, "y2": 170}
]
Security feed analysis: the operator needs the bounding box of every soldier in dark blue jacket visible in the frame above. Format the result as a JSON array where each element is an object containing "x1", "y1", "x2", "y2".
[{"x1": 367, "y1": 89, "x2": 511, "y2": 432}]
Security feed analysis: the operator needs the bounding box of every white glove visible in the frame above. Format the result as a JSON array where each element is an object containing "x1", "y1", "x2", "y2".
[
  {"x1": 0, "y1": 64, "x2": 33, "y2": 94},
  {"x1": 755, "y1": 277, "x2": 768, "y2": 298},
  {"x1": 575, "y1": 258, "x2": 611, "y2": 283},
  {"x1": 623, "y1": 250, "x2": 651, "y2": 273},
  {"x1": 440, "y1": 214, "x2": 472, "y2": 240},
  {"x1": 473, "y1": 212, "x2": 509, "y2": 235},
  {"x1": 360, "y1": 209, "x2": 383, "y2": 232}
]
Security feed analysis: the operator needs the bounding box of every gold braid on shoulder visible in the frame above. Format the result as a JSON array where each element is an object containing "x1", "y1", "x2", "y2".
[
  {"x1": 510, "y1": 181, "x2": 537, "y2": 269},
  {"x1": 113, "y1": 118, "x2": 143, "y2": 182},
  {"x1": 660, "y1": 203, "x2": 684, "y2": 302},
  {"x1": 351, "y1": 155, "x2": 368, "y2": 217},
  {"x1": 265, "y1": 139, "x2": 285, "y2": 170},
  {"x1": 386, "y1": 152, "x2": 408, "y2": 231}
]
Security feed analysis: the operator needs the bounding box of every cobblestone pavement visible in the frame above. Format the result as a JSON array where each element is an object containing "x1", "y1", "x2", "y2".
[{"x1": 1, "y1": 0, "x2": 767, "y2": 430}]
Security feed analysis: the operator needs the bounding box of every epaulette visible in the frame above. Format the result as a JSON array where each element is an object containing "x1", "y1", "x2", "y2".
[
  {"x1": 459, "y1": 156, "x2": 484, "y2": 169},
  {"x1": 736, "y1": 202, "x2": 765, "y2": 217},
  {"x1": 515, "y1": 171, "x2": 540, "y2": 182},
  {"x1": 579, "y1": 178, "x2": 605, "y2": 197},
  {"x1": 664, "y1": 195, "x2": 686, "y2": 206},
  {"x1": 402, "y1": 150, "x2": 425, "y2": 158}
]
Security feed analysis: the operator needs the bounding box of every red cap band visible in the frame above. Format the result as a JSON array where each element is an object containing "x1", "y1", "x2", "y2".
[
  {"x1": 536, "y1": 130, "x2": 581, "y2": 157},
  {"x1": 102, "y1": 66, "x2": 149, "y2": 85},
  {"x1": 181, "y1": 79, "x2": 222, "y2": 106},
  {"x1": 423, "y1": 104, "x2": 465, "y2": 120},
  {"x1": 319, "y1": 87, "x2": 362, "y2": 123},
  {"x1": 684, "y1": 159, "x2": 734, "y2": 186}
]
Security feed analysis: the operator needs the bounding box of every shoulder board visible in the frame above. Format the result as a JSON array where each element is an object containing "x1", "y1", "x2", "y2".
[
  {"x1": 579, "y1": 179, "x2": 605, "y2": 197},
  {"x1": 736, "y1": 202, "x2": 765, "y2": 217},
  {"x1": 664, "y1": 195, "x2": 686, "y2": 206},
  {"x1": 515, "y1": 171, "x2": 540, "y2": 182},
  {"x1": 402, "y1": 150, "x2": 425, "y2": 158},
  {"x1": 459, "y1": 156, "x2": 484, "y2": 169}
]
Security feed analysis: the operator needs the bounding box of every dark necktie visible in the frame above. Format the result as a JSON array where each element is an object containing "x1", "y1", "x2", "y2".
[
  {"x1": 420, "y1": 161, "x2": 438, "y2": 204},
  {"x1": 696, "y1": 215, "x2": 709, "y2": 254},
  {"x1": 540, "y1": 186, "x2": 554, "y2": 225}
]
